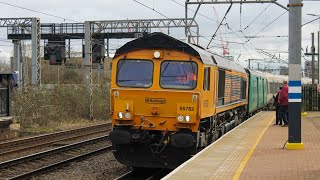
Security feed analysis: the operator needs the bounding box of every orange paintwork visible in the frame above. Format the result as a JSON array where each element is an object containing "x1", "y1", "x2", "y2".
[{"x1": 110, "y1": 49, "x2": 248, "y2": 132}]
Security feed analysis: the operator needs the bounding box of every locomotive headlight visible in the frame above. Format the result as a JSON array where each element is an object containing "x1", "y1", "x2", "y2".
[
  {"x1": 185, "y1": 115, "x2": 191, "y2": 122},
  {"x1": 118, "y1": 112, "x2": 123, "y2": 119},
  {"x1": 177, "y1": 115, "x2": 184, "y2": 122},
  {"x1": 154, "y1": 51, "x2": 161, "y2": 59},
  {"x1": 125, "y1": 112, "x2": 131, "y2": 119}
]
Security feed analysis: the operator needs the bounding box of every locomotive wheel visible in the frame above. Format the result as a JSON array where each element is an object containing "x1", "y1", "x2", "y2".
[
  {"x1": 219, "y1": 125, "x2": 226, "y2": 137},
  {"x1": 234, "y1": 115, "x2": 240, "y2": 126},
  {"x1": 208, "y1": 129, "x2": 219, "y2": 144},
  {"x1": 208, "y1": 118, "x2": 219, "y2": 144}
]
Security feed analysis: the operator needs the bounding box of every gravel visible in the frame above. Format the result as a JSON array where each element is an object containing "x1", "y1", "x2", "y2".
[{"x1": 34, "y1": 151, "x2": 131, "y2": 180}]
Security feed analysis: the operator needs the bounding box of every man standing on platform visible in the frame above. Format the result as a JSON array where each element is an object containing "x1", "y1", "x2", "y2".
[
  {"x1": 278, "y1": 81, "x2": 289, "y2": 127},
  {"x1": 273, "y1": 87, "x2": 282, "y2": 125}
]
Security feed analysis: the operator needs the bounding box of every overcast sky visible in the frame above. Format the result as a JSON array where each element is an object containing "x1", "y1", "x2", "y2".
[{"x1": 0, "y1": 0, "x2": 319, "y2": 70}]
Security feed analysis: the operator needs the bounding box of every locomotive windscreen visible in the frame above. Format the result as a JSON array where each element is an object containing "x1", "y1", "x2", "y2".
[
  {"x1": 116, "y1": 59, "x2": 153, "y2": 88},
  {"x1": 160, "y1": 61, "x2": 198, "y2": 90}
]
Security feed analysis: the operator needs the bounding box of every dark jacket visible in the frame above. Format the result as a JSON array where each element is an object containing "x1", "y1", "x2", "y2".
[{"x1": 273, "y1": 92, "x2": 280, "y2": 107}]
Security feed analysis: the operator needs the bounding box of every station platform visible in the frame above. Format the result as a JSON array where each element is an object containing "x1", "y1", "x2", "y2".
[{"x1": 163, "y1": 111, "x2": 320, "y2": 180}]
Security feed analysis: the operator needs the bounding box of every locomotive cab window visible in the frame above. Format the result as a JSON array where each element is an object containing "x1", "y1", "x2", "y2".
[
  {"x1": 203, "y1": 67, "x2": 210, "y2": 91},
  {"x1": 116, "y1": 59, "x2": 153, "y2": 88},
  {"x1": 160, "y1": 61, "x2": 198, "y2": 89}
]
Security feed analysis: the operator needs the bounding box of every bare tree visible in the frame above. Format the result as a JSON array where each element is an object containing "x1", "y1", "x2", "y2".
[{"x1": 0, "y1": 60, "x2": 10, "y2": 72}]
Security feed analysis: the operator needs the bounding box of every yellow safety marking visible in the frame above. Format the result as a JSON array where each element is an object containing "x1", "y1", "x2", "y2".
[
  {"x1": 301, "y1": 112, "x2": 308, "y2": 117},
  {"x1": 285, "y1": 142, "x2": 304, "y2": 150},
  {"x1": 232, "y1": 116, "x2": 275, "y2": 180}
]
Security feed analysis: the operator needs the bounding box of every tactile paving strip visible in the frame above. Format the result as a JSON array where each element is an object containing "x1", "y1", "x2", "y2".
[{"x1": 164, "y1": 111, "x2": 275, "y2": 180}]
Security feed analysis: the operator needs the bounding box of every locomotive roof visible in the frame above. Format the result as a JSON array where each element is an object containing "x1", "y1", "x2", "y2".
[{"x1": 115, "y1": 32, "x2": 246, "y2": 73}]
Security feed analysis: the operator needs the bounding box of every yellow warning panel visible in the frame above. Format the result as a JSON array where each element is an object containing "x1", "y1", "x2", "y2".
[{"x1": 285, "y1": 142, "x2": 304, "y2": 150}]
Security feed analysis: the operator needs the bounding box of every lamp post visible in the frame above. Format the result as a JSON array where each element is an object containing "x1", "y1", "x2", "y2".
[{"x1": 307, "y1": 14, "x2": 320, "y2": 84}]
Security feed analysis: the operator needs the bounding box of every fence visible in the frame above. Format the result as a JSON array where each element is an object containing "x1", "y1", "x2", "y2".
[{"x1": 302, "y1": 84, "x2": 320, "y2": 111}]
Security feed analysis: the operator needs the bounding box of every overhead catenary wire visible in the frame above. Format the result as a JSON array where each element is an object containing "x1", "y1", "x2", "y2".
[
  {"x1": 223, "y1": 22, "x2": 258, "y2": 60},
  {"x1": 228, "y1": 14, "x2": 289, "y2": 67},
  {"x1": 245, "y1": 10, "x2": 288, "y2": 43},
  {"x1": 206, "y1": 4, "x2": 233, "y2": 49},
  {"x1": 132, "y1": 0, "x2": 228, "y2": 50},
  {"x1": 242, "y1": 3, "x2": 271, "y2": 31},
  {"x1": 207, "y1": 13, "x2": 268, "y2": 61},
  {"x1": 132, "y1": 0, "x2": 200, "y2": 44},
  {"x1": 0, "y1": 1, "x2": 80, "y2": 23},
  {"x1": 302, "y1": 16, "x2": 320, "y2": 27},
  {"x1": 225, "y1": 21, "x2": 288, "y2": 66},
  {"x1": 170, "y1": 0, "x2": 220, "y2": 23},
  {"x1": 132, "y1": 0, "x2": 171, "y2": 19}
]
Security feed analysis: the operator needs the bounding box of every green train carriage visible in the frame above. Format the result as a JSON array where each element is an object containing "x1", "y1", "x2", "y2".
[{"x1": 246, "y1": 69, "x2": 268, "y2": 115}]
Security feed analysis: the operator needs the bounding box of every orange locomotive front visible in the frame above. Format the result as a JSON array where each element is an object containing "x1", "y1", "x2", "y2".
[{"x1": 109, "y1": 33, "x2": 248, "y2": 169}]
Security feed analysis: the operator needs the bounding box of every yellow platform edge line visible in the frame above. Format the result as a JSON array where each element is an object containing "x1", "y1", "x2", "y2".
[
  {"x1": 285, "y1": 142, "x2": 304, "y2": 150},
  {"x1": 232, "y1": 116, "x2": 275, "y2": 180}
]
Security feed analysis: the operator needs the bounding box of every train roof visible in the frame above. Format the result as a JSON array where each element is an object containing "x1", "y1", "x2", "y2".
[
  {"x1": 260, "y1": 72, "x2": 315, "y2": 84},
  {"x1": 115, "y1": 32, "x2": 246, "y2": 73},
  {"x1": 264, "y1": 72, "x2": 287, "y2": 83},
  {"x1": 188, "y1": 44, "x2": 246, "y2": 73},
  {"x1": 245, "y1": 69, "x2": 268, "y2": 78}
]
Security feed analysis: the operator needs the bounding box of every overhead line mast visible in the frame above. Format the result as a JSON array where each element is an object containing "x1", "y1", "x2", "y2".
[{"x1": 185, "y1": 0, "x2": 288, "y2": 43}]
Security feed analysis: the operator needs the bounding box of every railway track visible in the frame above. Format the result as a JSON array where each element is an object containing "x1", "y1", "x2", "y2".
[
  {"x1": 115, "y1": 168, "x2": 172, "y2": 180},
  {"x1": 0, "y1": 123, "x2": 111, "y2": 159},
  {"x1": 0, "y1": 135, "x2": 112, "y2": 180}
]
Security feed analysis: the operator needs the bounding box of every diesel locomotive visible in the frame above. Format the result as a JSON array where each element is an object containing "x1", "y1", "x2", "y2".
[{"x1": 109, "y1": 32, "x2": 289, "y2": 169}]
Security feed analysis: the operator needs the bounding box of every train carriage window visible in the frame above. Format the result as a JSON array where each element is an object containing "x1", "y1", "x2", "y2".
[
  {"x1": 273, "y1": 82, "x2": 276, "y2": 94},
  {"x1": 203, "y1": 67, "x2": 210, "y2": 91},
  {"x1": 116, "y1": 59, "x2": 153, "y2": 88},
  {"x1": 217, "y1": 69, "x2": 225, "y2": 106},
  {"x1": 160, "y1": 61, "x2": 198, "y2": 90}
]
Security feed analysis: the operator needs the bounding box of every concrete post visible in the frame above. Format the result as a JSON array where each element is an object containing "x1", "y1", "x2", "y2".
[
  {"x1": 185, "y1": 2, "x2": 188, "y2": 39},
  {"x1": 13, "y1": 40, "x2": 21, "y2": 86},
  {"x1": 84, "y1": 21, "x2": 94, "y2": 120},
  {"x1": 318, "y1": 31, "x2": 320, "y2": 83},
  {"x1": 286, "y1": 0, "x2": 304, "y2": 150},
  {"x1": 311, "y1": 33, "x2": 315, "y2": 84},
  {"x1": 106, "y1": 38, "x2": 109, "y2": 58},
  {"x1": 31, "y1": 18, "x2": 41, "y2": 86}
]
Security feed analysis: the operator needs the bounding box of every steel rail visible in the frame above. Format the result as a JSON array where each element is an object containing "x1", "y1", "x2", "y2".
[
  {"x1": 0, "y1": 123, "x2": 110, "y2": 150},
  {"x1": 0, "y1": 135, "x2": 108, "y2": 169},
  {"x1": 114, "y1": 170, "x2": 134, "y2": 180},
  {"x1": 8, "y1": 146, "x2": 112, "y2": 180},
  {"x1": 0, "y1": 127, "x2": 110, "y2": 157},
  {"x1": 115, "y1": 168, "x2": 171, "y2": 180}
]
